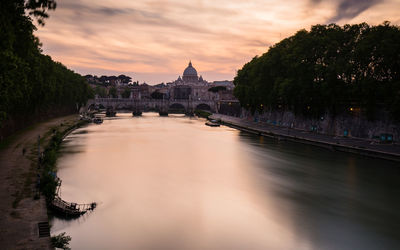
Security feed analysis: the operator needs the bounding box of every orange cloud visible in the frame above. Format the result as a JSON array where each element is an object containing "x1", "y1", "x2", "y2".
[{"x1": 35, "y1": 0, "x2": 400, "y2": 84}]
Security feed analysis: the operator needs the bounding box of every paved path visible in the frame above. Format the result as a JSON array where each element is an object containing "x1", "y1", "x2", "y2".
[
  {"x1": 211, "y1": 114, "x2": 400, "y2": 162},
  {"x1": 0, "y1": 115, "x2": 78, "y2": 250}
]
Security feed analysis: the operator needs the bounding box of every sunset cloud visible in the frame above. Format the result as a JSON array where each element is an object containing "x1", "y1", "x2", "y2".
[{"x1": 35, "y1": 0, "x2": 400, "y2": 84}]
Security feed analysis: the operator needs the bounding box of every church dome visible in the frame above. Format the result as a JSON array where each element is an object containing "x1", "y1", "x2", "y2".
[{"x1": 183, "y1": 61, "x2": 198, "y2": 77}]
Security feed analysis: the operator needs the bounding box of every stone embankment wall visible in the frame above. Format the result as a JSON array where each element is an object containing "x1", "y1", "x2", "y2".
[
  {"x1": 242, "y1": 109, "x2": 399, "y2": 142},
  {"x1": 0, "y1": 106, "x2": 77, "y2": 141}
]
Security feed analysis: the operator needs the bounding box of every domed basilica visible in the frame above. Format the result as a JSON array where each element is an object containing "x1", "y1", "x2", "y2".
[
  {"x1": 162, "y1": 60, "x2": 234, "y2": 101},
  {"x1": 174, "y1": 61, "x2": 205, "y2": 85}
]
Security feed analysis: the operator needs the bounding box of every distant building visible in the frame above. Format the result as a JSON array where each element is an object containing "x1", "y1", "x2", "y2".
[
  {"x1": 139, "y1": 83, "x2": 150, "y2": 99},
  {"x1": 172, "y1": 85, "x2": 192, "y2": 100},
  {"x1": 167, "y1": 61, "x2": 218, "y2": 101},
  {"x1": 182, "y1": 61, "x2": 199, "y2": 82},
  {"x1": 122, "y1": 61, "x2": 237, "y2": 102},
  {"x1": 172, "y1": 61, "x2": 207, "y2": 86},
  {"x1": 213, "y1": 80, "x2": 234, "y2": 90}
]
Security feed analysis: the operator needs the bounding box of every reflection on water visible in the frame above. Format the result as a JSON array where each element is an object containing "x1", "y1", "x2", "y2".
[{"x1": 52, "y1": 113, "x2": 400, "y2": 250}]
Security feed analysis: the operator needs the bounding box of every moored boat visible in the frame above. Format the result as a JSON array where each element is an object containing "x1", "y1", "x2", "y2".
[
  {"x1": 50, "y1": 196, "x2": 97, "y2": 218},
  {"x1": 106, "y1": 110, "x2": 116, "y2": 117},
  {"x1": 49, "y1": 178, "x2": 97, "y2": 218},
  {"x1": 205, "y1": 121, "x2": 220, "y2": 127},
  {"x1": 93, "y1": 117, "x2": 103, "y2": 124}
]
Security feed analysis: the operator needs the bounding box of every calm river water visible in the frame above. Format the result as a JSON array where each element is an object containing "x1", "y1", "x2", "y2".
[{"x1": 51, "y1": 113, "x2": 400, "y2": 250}]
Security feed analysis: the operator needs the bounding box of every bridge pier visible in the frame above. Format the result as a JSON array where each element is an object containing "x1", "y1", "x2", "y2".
[{"x1": 132, "y1": 100, "x2": 142, "y2": 116}]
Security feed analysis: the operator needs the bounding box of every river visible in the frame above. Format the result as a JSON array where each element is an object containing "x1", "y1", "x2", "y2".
[{"x1": 51, "y1": 112, "x2": 400, "y2": 250}]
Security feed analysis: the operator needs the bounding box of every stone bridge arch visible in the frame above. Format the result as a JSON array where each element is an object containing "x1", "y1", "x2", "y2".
[
  {"x1": 195, "y1": 103, "x2": 212, "y2": 111},
  {"x1": 169, "y1": 103, "x2": 186, "y2": 113},
  {"x1": 83, "y1": 98, "x2": 217, "y2": 114}
]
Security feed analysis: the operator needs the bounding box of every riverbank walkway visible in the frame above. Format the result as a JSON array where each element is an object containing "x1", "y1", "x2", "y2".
[
  {"x1": 210, "y1": 114, "x2": 400, "y2": 162},
  {"x1": 0, "y1": 115, "x2": 78, "y2": 249}
]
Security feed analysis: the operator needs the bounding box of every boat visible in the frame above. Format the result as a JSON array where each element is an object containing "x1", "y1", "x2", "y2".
[
  {"x1": 49, "y1": 178, "x2": 97, "y2": 218},
  {"x1": 106, "y1": 110, "x2": 116, "y2": 117},
  {"x1": 93, "y1": 117, "x2": 103, "y2": 124},
  {"x1": 50, "y1": 196, "x2": 96, "y2": 218},
  {"x1": 159, "y1": 111, "x2": 168, "y2": 116},
  {"x1": 132, "y1": 111, "x2": 142, "y2": 116},
  {"x1": 205, "y1": 121, "x2": 220, "y2": 127}
]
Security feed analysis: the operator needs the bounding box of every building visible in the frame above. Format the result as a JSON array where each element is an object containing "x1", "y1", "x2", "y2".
[
  {"x1": 168, "y1": 61, "x2": 218, "y2": 100},
  {"x1": 173, "y1": 85, "x2": 192, "y2": 100},
  {"x1": 172, "y1": 61, "x2": 208, "y2": 85},
  {"x1": 132, "y1": 61, "x2": 237, "y2": 103},
  {"x1": 213, "y1": 80, "x2": 235, "y2": 90}
]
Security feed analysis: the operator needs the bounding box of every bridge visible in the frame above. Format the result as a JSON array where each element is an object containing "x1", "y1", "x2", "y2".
[{"x1": 84, "y1": 98, "x2": 220, "y2": 114}]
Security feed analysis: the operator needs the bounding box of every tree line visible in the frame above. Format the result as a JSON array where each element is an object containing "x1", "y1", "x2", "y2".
[
  {"x1": 0, "y1": 0, "x2": 93, "y2": 134},
  {"x1": 85, "y1": 74, "x2": 133, "y2": 86},
  {"x1": 233, "y1": 22, "x2": 400, "y2": 120}
]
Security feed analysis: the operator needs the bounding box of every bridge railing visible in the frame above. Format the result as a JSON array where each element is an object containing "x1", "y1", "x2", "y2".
[
  {"x1": 218, "y1": 99, "x2": 240, "y2": 103},
  {"x1": 95, "y1": 98, "x2": 137, "y2": 102},
  {"x1": 94, "y1": 98, "x2": 217, "y2": 104},
  {"x1": 89, "y1": 98, "x2": 220, "y2": 113}
]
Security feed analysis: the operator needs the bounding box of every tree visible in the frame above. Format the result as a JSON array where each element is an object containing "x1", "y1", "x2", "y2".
[
  {"x1": 233, "y1": 22, "x2": 400, "y2": 120},
  {"x1": 0, "y1": 0, "x2": 93, "y2": 137},
  {"x1": 108, "y1": 87, "x2": 118, "y2": 98},
  {"x1": 151, "y1": 91, "x2": 164, "y2": 99},
  {"x1": 94, "y1": 86, "x2": 107, "y2": 98},
  {"x1": 25, "y1": 0, "x2": 57, "y2": 26},
  {"x1": 121, "y1": 88, "x2": 131, "y2": 98},
  {"x1": 208, "y1": 86, "x2": 226, "y2": 93}
]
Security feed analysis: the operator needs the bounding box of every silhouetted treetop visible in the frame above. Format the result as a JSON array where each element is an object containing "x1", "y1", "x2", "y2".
[
  {"x1": 233, "y1": 22, "x2": 400, "y2": 120},
  {"x1": 0, "y1": 0, "x2": 92, "y2": 134}
]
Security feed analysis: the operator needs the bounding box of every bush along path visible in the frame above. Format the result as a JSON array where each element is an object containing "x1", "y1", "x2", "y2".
[
  {"x1": 39, "y1": 119, "x2": 97, "y2": 221},
  {"x1": 38, "y1": 120, "x2": 88, "y2": 202}
]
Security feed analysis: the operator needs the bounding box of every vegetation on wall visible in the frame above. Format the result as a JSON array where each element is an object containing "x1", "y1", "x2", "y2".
[
  {"x1": 51, "y1": 232, "x2": 71, "y2": 250},
  {"x1": 150, "y1": 91, "x2": 165, "y2": 99},
  {"x1": 194, "y1": 109, "x2": 212, "y2": 118},
  {"x1": 108, "y1": 87, "x2": 118, "y2": 98},
  {"x1": 121, "y1": 87, "x2": 131, "y2": 98},
  {"x1": 233, "y1": 22, "x2": 400, "y2": 120},
  {"x1": 208, "y1": 86, "x2": 226, "y2": 93},
  {"x1": 39, "y1": 120, "x2": 88, "y2": 201},
  {"x1": 94, "y1": 86, "x2": 108, "y2": 98},
  {"x1": 0, "y1": 0, "x2": 93, "y2": 132}
]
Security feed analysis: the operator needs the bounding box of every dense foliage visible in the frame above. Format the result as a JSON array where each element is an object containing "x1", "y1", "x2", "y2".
[
  {"x1": 194, "y1": 109, "x2": 211, "y2": 118},
  {"x1": 234, "y1": 22, "x2": 400, "y2": 120},
  {"x1": 121, "y1": 87, "x2": 131, "y2": 98},
  {"x1": 51, "y1": 232, "x2": 71, "y2": 250},
  {"x1": 208, "y1": 86, "x2": 227, "y2": 93},
  {"x1": 150, "y1": 91, "x2": 165, "y2": 99},
  {"x1": 0, "y1": 0, "x2": 92, "y2": 130},
  {"x1": 40, "y1": 120, "x2": 87, "y2": 202},
  {"x1": 94, "y1": 86, "x2": 108, "y2": 98}
]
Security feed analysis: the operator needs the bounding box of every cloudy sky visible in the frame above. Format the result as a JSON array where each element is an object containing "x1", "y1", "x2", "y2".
[{"x1": 35, "y1": 0, "x2": 400, "y2": 84}]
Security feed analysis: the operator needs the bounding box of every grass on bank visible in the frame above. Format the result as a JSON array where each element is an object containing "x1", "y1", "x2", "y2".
[
  {"x1": 194, "y1": 109, "x2": 212, "y2": 119},
  {"x1": 51, "y1": 232, "x2": 71, "y2": 250},
  {"x1": 39, "y1": 120, "x2": 88, "y2": 202}
]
